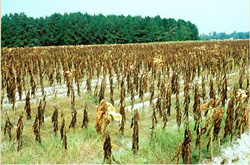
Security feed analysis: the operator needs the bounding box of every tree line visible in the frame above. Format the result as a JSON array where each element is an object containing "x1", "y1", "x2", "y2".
[
  {"x1": 1, "y1": 12, "x2": 199, "y2": 47},
  {"x1": 199, "y1": 31, "x2": 249, "y2": 40}
]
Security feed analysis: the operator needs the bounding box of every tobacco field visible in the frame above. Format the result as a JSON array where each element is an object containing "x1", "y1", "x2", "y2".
[{"x1": 1, "y1": 40, "x2": 249, "y2": 164}]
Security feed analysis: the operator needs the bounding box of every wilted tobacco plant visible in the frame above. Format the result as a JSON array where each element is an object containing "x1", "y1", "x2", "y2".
[
  {"x1": 63, "y1": 129, "x2": 67, "y2": 150},
  {"x1": 103, "y1": 132, "x2": 112, "y2": 164},
  {"x1": 4, "y1": 112, "x2": 13, "y2": 140},
  {"x1": 150, "y1": 104, "x2": 157, "y2": 140},
  {"x1": 109, "y1": 75, "x2": 114, "y2": 105},
  {"x1": 142, "y1": 72, "x2": 148, "y2": 94},
  {"x1": 234, "y1": 90, "x2": 249, "y2": 138},
  {"x1": 55, "y1": 59, "x2": 62, "y2": 85},
  {"x1": 126, "y1": 71, "x2": 131, "y2": 95},
  {"x1": 171, "y1": 69, "x2": 177, "y2": 94},
  {"x1": 135, "y1": 70, "x2": 140, "y2": 93},
  {"x1": 65, "y1": 71, "x2": 72, "y2": 97},
  {"x1": 209, "y1": 78, "x2": 215, "y2": 101},
  {"x1": 193, "y1": 83, "x2": 201, "y2": 161},
  {"x1": 6, "y1": 65, "x2": 16, "y2": 111},
  {"x1": 149, "y1": 78, "x2": 155, "y2": 105},
  {"x1": 216, "y1": 74, "x2": 222, "y2": 96},
  {"x1": 212, "y1": 107, "x2": 224, "y2": 143},
  {"x1": 184, "y1": 76, "x2": 190, "y2": 124},
  {"x1": 71, "y1": 86, "x2": 75, "y2": 110},
  {"x1": 182, "y1": 126, "x2": 192, "y2": 164},
  {"x1": 130, "y1": 84, "x2": 135, "y2": 109},
  {"x1": 30, "y1": 70, "x2": 36, "y2": 97},
  {"x1": 82, "y1": 102, "x2": 89, "y2": 129},
  {"x1": 157, "y1": 72, "x2": 161, "y2": 90},
  {"x1": 99, "y1": 76, "x2": 106, "y2": 103},
  {"x1": 86, "y1": 74, "x2": 92, "y2": 95},
  {"x1": 38, "y1": 100, "x2": 43, "y2": 126},
  {"x1": 1, "y1": 63, "x2": 6, "y2": 110},
  {"x1": 94, "y1": 78, "x2": 99, "y2": 99},
  {"x1": 224, "y1": 95, "x2": 234, "y2": 142},
  {"x1": 175, "y1": 76, "x2": 182, "y2": 130},
  {"x1": 69, "y1": 109, "x2": 77, "y2": 130},
  {"x1": 1, "y1": 90, "x2": 4, "y2": 111},
  {"x1": 195, "y1": 103, "x2": 203, "y2": 161},
  {"x1": 131, "y1": 109, "x2": 140, "y2": 153},
  {"x1": 139, "y1": 74, "x2": 144, "y2": 103},
  {"x1": 162, "y1": 97, "x2": 168, "y2": 130},
  {"x1": 116, "y1": 67, "x2": 121, "y2": 90},
  {"x1": 238, "y1": 70, "x2": 243, "y2": 89},
  {"x1": 75, "y1": 70, "x2": 82, "y2": 97},
  {"x1": 246, "y1": 77, "x2": 249, "y2": 89},
  {"x1": 49, "y1": 64, "x2": 55, "y2": 86},
  {"x1": 156, "y1": 91, "x2": 162, "y2": 117},
  {"x1": 96, "y1": 100, "x2": 107, "y2": 134},
  {"x1": 120, "y1": 76, "x2": 126, "y2": 107},
  {"x1": 193, "y1": 83, "x2": 200, "y2": 120},
  {"x1": 241, "y1": 106, "x2": 249, "y2": 133},
  {"x1": 51, "y1": 106, "x2": 59, "y2": 135},
  {"x1": 160, "y1": 77, "x2": 166, "y2": 98},
  {"x1": 202, "y1": 107, "x2": 224, "y2": 159},
  {"x1": 24, "y1": 91, "x2": 31, "y2": 120},
  {"x1": 201, "y1": 74, "x2": 206, "y2": 102},
  {"x1": 161, "y1": 77, "x2": 167, "y2": 124},
  {"x1": 16, "y1": 114, "x2": 23, "y2": 151},
  {"x1": 15, "y1": 64, "x2": 22, "y2": 101},
  {"x1": 95, "y1": 100, "x2": 107, "y2": 134},
  {"x1": 33, "y1": 114, "x2": 41, "y2": 143},
  {"x1": 221, "y1": 73, "x2": 227, "y2": 106},
  {"x1": 41, "y1": 94, "x2": 46, "y2": 123},
  {"x1": 119, "y1": 102, "x2": 126, "y2": 135},
  {"x1": 60, "y1": 111, "x2": 65, "y2": 140},
  {"x1": 166, "y1": 82, "x2": 172, "y2": 116},
  {"x1": 39, "y1": 69, "x2": 45, "y2": 95}
]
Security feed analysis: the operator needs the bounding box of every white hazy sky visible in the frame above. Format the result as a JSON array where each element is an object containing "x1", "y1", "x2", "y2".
[{"x1": 1, "y1": 0, "x2": 249, "y2": 34}]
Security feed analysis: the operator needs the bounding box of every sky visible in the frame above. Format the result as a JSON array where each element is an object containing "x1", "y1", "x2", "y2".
[{"x1": 1, "y1": 0, "x2": 249, "y2": 34}]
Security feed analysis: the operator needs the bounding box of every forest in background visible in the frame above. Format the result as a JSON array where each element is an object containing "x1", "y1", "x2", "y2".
[
  {"x1": 199, "y1": 31, "x2": 249, "y2": 40},
  {"x1": 1, "y1": 12, "x2": 199, "y2": 47}
]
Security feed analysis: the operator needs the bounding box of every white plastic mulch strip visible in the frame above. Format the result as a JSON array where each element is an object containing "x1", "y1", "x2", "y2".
[
  {"x1": 210, "y1": 132, "x2": 250, "y2": 164},
  {"x1": 1, "y1": 71, "x2": 238, "y2": 109}
]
